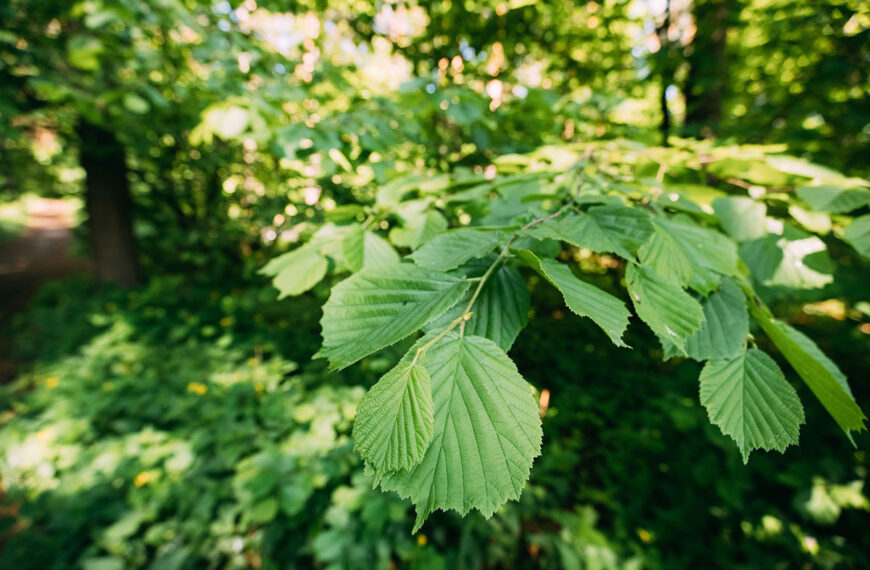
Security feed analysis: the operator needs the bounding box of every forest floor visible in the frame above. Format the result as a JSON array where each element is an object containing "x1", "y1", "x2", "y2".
[{"x1": 0, "y1": 198, "x2": 90, "y2": 380}]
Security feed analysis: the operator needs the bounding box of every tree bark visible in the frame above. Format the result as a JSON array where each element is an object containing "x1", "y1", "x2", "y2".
[{"x1": 77, "y1": 121, "x2": 142, "y2": 287}]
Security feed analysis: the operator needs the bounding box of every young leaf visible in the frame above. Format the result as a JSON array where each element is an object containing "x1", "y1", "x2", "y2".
[
  {"x1": 699, "y1": 348, "x2": 805, "y2": 463},
  {"x1": 376, "y1": 334, "x2": 542, "y2": 532},
  {"x1": 748, "y1": 301, "x2": 866, "y2": 439},
  {"x1": 517, "y1": 250, "x2": 630, "y2": 347},
  {"x1": 259, "y1": 244, "x2": 328, "y2": 298},
  {"x1": 522, "y1": 205, "x2": 653, "y2": 260},
  {"x1": 343, "y1": 226, "x2": 400, "y2": 272},
  {"x1": 409, "y1": 229, "x2": 502, "y2": 271},
  {"x1": 796, "y1": 185, "x2": 870, "y2": 214},
  {"x1": 353, "y1": 360, "x2": 434, "y2": 472},
  {"x1": 712, "y1": 196, "x2": 767, "y2": 242},
  {"x1": 625, "y1": 263, "x2": 705, "y2": 355},
  {"x1": 425, "y1": 262, "x2": 530, "y2": 351},
  {"x1": 844, "y1": 214, "x2": 870, "y2": 258},
  {"x1": 316, "y1": 265, "x2": 470, "y2": 369}
]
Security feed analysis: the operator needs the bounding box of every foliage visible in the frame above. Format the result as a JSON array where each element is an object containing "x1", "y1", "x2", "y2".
[
  {"x1": 2, "y1": 0, "x2": 870, "y2": 567},
  {"x1": 264, "y1": 139, "x2": 870, "y2": 529}
]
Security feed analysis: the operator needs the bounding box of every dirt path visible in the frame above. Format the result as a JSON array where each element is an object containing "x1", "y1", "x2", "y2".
[{"x1": 0, "y1": 199, "x2": 91, "y2": 378}]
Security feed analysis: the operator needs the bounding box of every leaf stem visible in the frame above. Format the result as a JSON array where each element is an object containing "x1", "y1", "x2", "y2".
[
  {"x1": 419, "y1": 203, "x2": 573, "y2": 351},
  {"x1": 411, "y1": 314, "x2": 468, "y2": 365}
]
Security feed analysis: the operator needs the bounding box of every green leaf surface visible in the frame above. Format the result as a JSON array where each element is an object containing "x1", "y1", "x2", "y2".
[
  {"x1": 712, "y1": 197, "x2": 767, "y2": 241},
  {"x1": 390, "y1": 208, "x2": 449, "y2": 250},
  {"x1": 523, "y1": 205, "x2": 653, "y2": 260},
  {"x1": 409, "y1": 229, "x2": 502, "y2": 271},
  {"x1": 844, "y1": 214, "x2": 870, "y2": 258},
  {"x1": 699, "y1": 349, "x2": 805, "y2": 463},
  {"x1": 376, "y1": 334, "x2": 542, "y2": 532},
  {"x1": 343, "y1": 227, "x2": 400, "y2": 272},
  {"x1": 626, "y1": 264, "x2": 705, "y2": 355},
  {"x1": 640, "y1": 216, "x2": 738, "y2": 294},
  {"x1": 740, "y1": 230, "x2": 834, "y2": 292},
  {"x1": 353, "y1": 360, "x2": 434, "y2": 472},
  {"x1": 259, "y1": 244, "x2": 328, "y2": 298},
  {"x1": 747, "y1": 301, "x2": 866, "y2": 439},
  {"x1": 685, "y1": 278, "x2": 749, "y2": 361},
  {"x1": 425, "y1": 262, "x2": 529, "y2": 350},
  {"x1": 317, "y1": 265, "x2": 470, "y2": 369},
  {"x1": 517, "y1": 250, "x2": 630, "y2": 346},
  {"x1": 796, "y1": 185, "x2": 870, "y2": 214}
]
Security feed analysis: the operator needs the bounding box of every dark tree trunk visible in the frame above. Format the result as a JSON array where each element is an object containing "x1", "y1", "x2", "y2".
[
  {"x1": 684, "y1": 0, "x2": 734, "y2": 136},
  {"x1": 657, "y1": 0, "x2": 672, "y2": 146},
  {"x1": 77, "y1": 121, "x2": 141, "y2": 287}
]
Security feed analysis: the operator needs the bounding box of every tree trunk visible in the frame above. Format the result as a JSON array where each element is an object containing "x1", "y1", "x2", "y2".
[
  {"x1": 657, "y1": 0, "x2": 672, "y2": 146},
  {"x1": 77, "y1": 121, "x2": 141, "y2": 287},
  {"x1": 684, "y1": 0, "x2": 734, "y2": 136}
]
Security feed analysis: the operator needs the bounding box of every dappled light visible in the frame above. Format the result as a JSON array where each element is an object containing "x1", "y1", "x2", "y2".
[{"x1": 1, "y1": 0, "x2": 869, "y2": 568}]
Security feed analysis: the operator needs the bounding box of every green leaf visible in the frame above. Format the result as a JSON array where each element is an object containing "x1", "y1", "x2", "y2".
[
  {"x1": 773, "y1": 321, "x2": 854, "y2": 399},
  {"x1": 788, "y1": 205, "x2": 832, "y2": 234},
  {"x1": 637, "y1": 225, "x2": 693, "y2": 288},
  {"x1": 425, "y1": 262, "x2": 529, "y2": 350},
  {"x1": 390, "y1": 208, "x2": 449, "y2": 250},
  {"x1": 796, "y1": 185, "x2": 870, "y2": 214},
  {"x1": 353, "y1": 360, "x2": 434, "y2": 472},
  {"x1": 409, "y1": 229, "x2": 502, "y2": 271},
  {"x1": 517, "y1": 250, "x2": 630, "y2": 346},
  {"x1": 640, "y1": 216, "x2": 738, "y2": 294},
  {"x1": 699, "y1": 349, "x2": 805, "y2": 463},
  {"x1": 259, "y1": 244, "x2": 328, "y2": 298},
  {"x1": 522, "y1": 205, "x2": 654, "y2": 260},
  {"x1": 685, "y1": 278, "x2": 749, "y2": 361},
  {"x1": 317, "y1": 265, "x2": 470, "y2": 369},
  {"x1": 747, "y1": 301, "x2": 866, "y2": 439},
  {"x1": 342, "y1": 226, "x2": 400, "y2": 272},
  {"x1": 844, "y1": 214, "x2": 870, "y2": 258},
  {"x1": 626, "y1": 264, "x2": 705, "y2": 355},
  {"x1": 766, "y1": 155, "x2": 844, "y2": 180},
  {"x1": 740, "y1": 230, "x2": 834, "y2": 292},
  {"x1": 712, "y1": 197, "x2": 767, "y2": 241},
  {"x1": 376, "y1": 334, "x2": 542, "y2": 532}
]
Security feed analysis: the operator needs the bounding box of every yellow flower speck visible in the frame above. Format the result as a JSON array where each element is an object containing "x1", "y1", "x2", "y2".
[
  {"x1": 417, "y1": 534, "x2": 427, "y2": 546},
  {"x1": 637, "y1": 528, "x2": 652, "y2": 543},
  {"x1": 45, "y1": 377, "x2": 59, "y2": 389},
  {"x1": 134, "y1": 472, "x2": 151, "y2": 487},
  {"x1": 187, "y1": 382, "x2": 208, "y2": 395}
]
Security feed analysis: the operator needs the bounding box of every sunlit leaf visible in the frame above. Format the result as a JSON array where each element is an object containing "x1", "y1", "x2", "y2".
[
  {"x1": 409, "y1": 229, "x2": 502, "y2": 271},
  {"x1": 353, "y1": 360, "x2": 434, "y2": 472},
  {"x1": 316, "y1": 264, "x2": 470, "y2": 369},
  {"x1": 259, "y1": 244, "x2": 328, "y2": 298},
  {"x1": 376, "y1": 334, "x2": 542, "y2": 532},
  {"x1": 713, "y1": 197, "x2": 767, "y2": 241}
]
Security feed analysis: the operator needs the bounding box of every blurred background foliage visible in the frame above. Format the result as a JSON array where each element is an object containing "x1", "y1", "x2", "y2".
[{"x1": 0, "y1": 0, "x2": 869, "y2": 568}]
